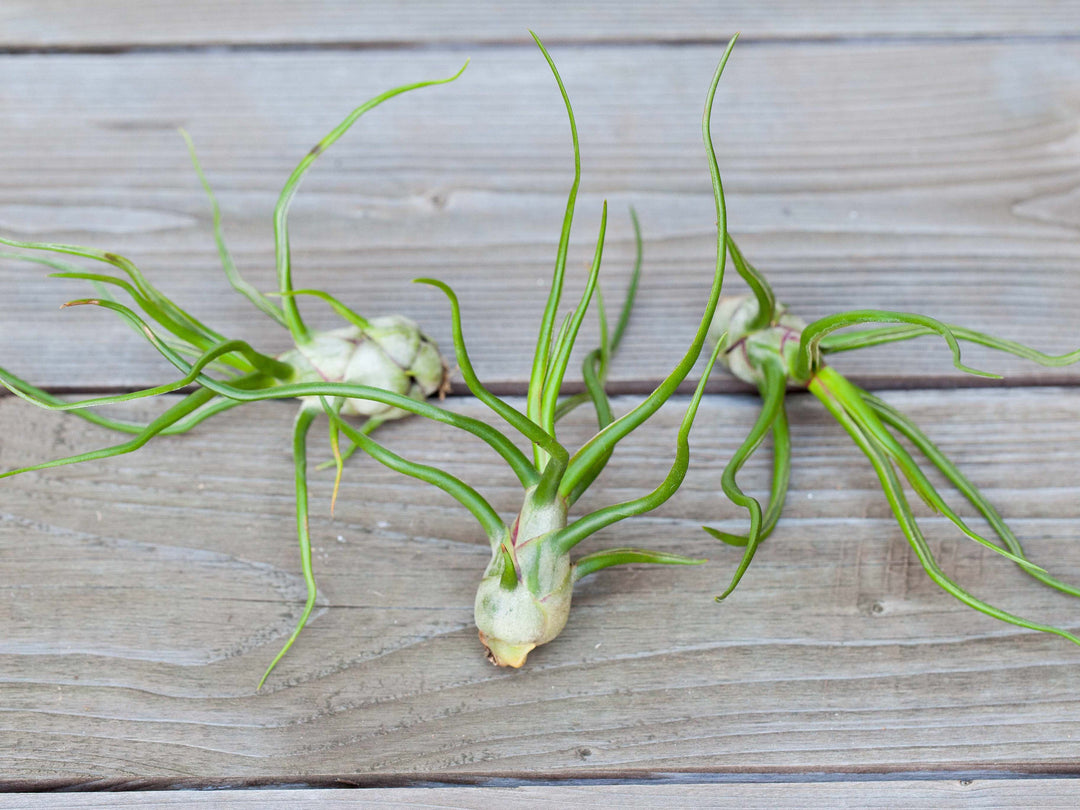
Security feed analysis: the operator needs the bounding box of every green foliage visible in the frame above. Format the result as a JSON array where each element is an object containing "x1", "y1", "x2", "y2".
[
  {"x1": 1, "y1": 34, "x2": 742, "y2": 679},
  {"x1": 706, "y1": 235, "x2": 1080, "y2": 647}
]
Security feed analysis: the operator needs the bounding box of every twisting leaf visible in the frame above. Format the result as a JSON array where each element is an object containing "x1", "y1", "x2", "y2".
[
  {"x1": 272, "y1": 289, "x2": 370, "y2": 330},
  {"x1": 180, "y1": 128, "x2": 288, "y2": 328},
  {"x1": 707, "y1": 359, "x2": 788, "y2": 600},
  {"x1": 539, "y1": 202, "x2": 608, "y2": 437},
  {"x1": 795, "y1": 310, "x2": 1000, "y2": 383},
  {"x1": 820, "y1": 323, "x2": 1080, "y2": 366},
  {"x1": 813, "y1": 366, "x2": 1043, "y2": 573},
  {"x1": 258, "y1": 407, "x2": 320, "y2": 689},
  {"x1": 322, "y1": 399, "x2": 508, "y2": 546},
  {"x1": 573, "y1": 548, "x2": 705, "y2": 582},
  {"x1": 863, "y1": 390, "x2": 1080, "y2": 599},
  {"x1": 553, "y1": 339, "x2": 725, "y2": 554},
  {"x1": 273, "y1": 62, "x2": 469, "y2": 343},
  {"x1": 526, "y1": 32, "x2": 583, "y2": 459},
  {"x1": 811, "y1": 378, "x2": 1080, "y2": 648},
  {"x1": 558, "y1": 34, "x2": 738, "y2": 500}
]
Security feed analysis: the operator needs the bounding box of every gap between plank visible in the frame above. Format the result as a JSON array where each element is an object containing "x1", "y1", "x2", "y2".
[
  {"x1": 4, "y1": 374, "x2": 1080, "y2": 402},
  {"x1": 5, "y1": 768, "x2": 1080, "y2": 793},
  {"x1": 5, "y1": 32, "x2": 1080, "y2": 57}
]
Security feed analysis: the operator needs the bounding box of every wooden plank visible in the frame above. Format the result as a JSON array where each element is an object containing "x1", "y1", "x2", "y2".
[
  {"x1": 2, "y1": 780, "x2": 1080, "y2": 808},
  {"x1": 1, "y1": 1, "x2": 1078, "y2": 48},
  {"x1": 2, "y1": 388, "x2": 1080, "y2": 782},
  {"x1": 3, "y1": 43, "x2": 1080, "y2": 391}
]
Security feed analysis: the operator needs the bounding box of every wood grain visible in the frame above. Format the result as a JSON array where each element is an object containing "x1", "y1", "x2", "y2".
[
  {"x1": 1, "y1": 2, "x2": 1078, "y2": 48},
  {"x1": 2, "y1": 780, "x2": 1079, "y2": 808},
  {"x1": 2, "y1": 42, "x2": 1079, "y2": 391},
  {"x1": 2, "y1": 389, "x2": 1080, "y2": 783},
  {"x1": 3, "y1": 6, "x2": 1080, "y2": 793}
]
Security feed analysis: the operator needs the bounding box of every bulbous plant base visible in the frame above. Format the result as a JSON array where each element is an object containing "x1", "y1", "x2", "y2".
[
  {"x1": 709, "y1": 295, "x2": 806, "y2": 385},
  {"x1": 279, "y1": 316, "x2": 448, "y2": 420},
  {"x1": 473, "y1": 564, "x2": 572, "y2": 667},
  {"x1": 479, "y1": 632, "x2": 535, "y2": 668},
  {"x1": 473, "y1": 490, "x2": 572, "y2": 667}
]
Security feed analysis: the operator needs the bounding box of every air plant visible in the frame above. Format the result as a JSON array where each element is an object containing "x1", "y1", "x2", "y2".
[
  {"x1": 313, "y1": 33, "x2": 737, "y2": 670},
  {"x1": 393, "y1": 33, "x2": 740, "y2": 669},
  {"x1": 1, "y1": 34, "x2": 740, "y2": 679},
  {"x1": 704, "y1": 236, "x2": 1080, "y2": 645},
  {"x1": 0, "y1": 67, "x2": 472, "y2": 686}
]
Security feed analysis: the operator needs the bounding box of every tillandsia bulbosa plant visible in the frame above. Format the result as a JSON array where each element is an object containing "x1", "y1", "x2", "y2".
[
  {"x1": 1, "y1": 32, "x2": 740, "y2": 678},
  {"x1": 0, "y1": 66, "x2": 476, "y2": 686},
  {"x1": 704, "y1": 233, "x2": 1080, "y2": 645},
  {"x1": 304, "y1": 32, "x2": 738, "y2": 670},
  {"x1": 391, "y1": 33, "x2": 738, "y2": 669}
]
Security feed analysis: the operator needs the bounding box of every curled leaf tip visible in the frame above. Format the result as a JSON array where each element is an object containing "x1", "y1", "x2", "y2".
[{"x1": 702, "y1": 525, "x2": 750, "y2": 547}]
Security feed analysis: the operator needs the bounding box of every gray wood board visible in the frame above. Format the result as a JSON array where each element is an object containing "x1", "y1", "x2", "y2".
[
  {"x1": 3, "y1": 780, "x2": 1080, "y2": 808},
  {"x1": 2, "y1": 389, "x2": 1080, "y2": 782},
  {"x1": 2, "y1": 42, "x2": 1079, "y2": 391},
  {"x1": 1, "y1": 2, "x2": 1079, "y2": 47}
]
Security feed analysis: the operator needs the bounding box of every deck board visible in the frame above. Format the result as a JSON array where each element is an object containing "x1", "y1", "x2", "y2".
[
  {"x1": 2, "y1": 390, "x2": 1080, "y2": 781},
  {"x1": 2, "y1": 42, "x2": 1079, "y2": 391},
  {"x1": 1, "y1": 2, "x2": 1078, "y2": 47},
  {"x1": 3, "y1": 1, "x2": 1080, "y2": 795},
  {"x1": 3, "y1": 780, "x2": 1080, "y2": 808}
]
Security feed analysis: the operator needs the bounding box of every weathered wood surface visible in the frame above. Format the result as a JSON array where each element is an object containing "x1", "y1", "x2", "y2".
[
  {"x1": 2, "y1": 1, "x2": 1079, "y2": 47},
  {"x1": 2, "y1": 780, "x2": 1080, "y2": 808},
  {"x1": 3, "y1": 41, "x2": 1080, "y2": 391},
  {"x1": 3, "y1": 0, "x2": 1080, "y2": 797},
  {"x1": 2, "y1": 390, "x2": 1080, "y2": 784}
]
